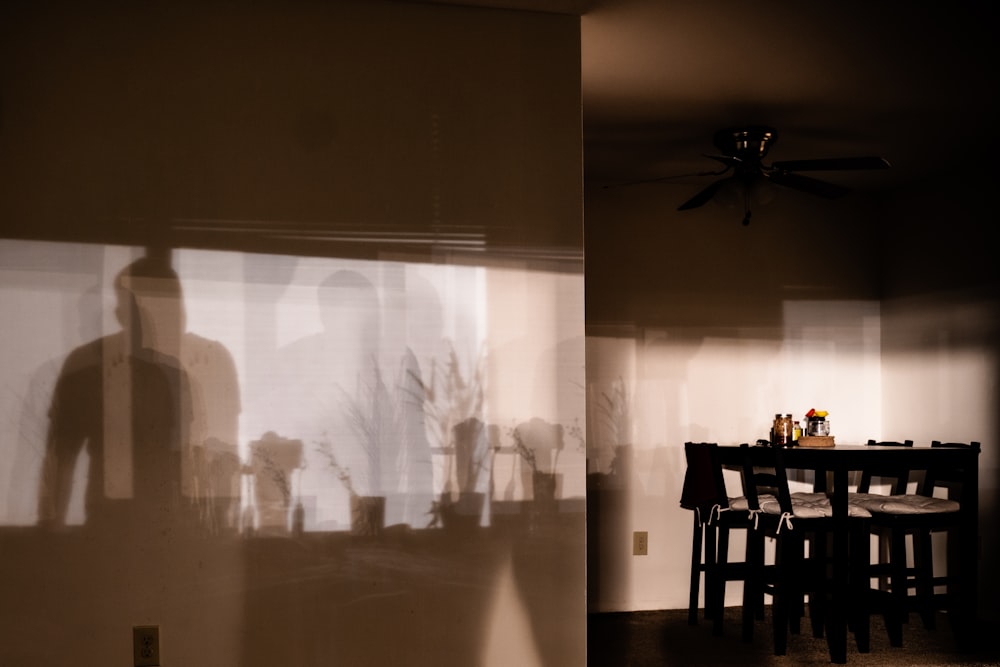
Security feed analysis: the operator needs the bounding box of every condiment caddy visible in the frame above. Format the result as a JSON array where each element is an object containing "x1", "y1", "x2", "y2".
[{"x1": 768, "y1": 408, "x2": 834, "y2": 447}]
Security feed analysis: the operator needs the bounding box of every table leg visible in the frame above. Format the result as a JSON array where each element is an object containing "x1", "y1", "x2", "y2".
[
  {"x1": 825, "y1": 468, "x2": 849, "y2": 664},
  {"x1": 850, "y1": 522, "x2": 871, "y2": 653}
]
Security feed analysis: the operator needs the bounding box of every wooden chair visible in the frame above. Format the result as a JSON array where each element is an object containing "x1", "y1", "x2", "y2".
[
  {"x1": 738, "y1": 443, "x2": 873, "y2": 657},
  {"x1": 850, "y1": 439, "x2": 915, "y2": 643},
  {"x1": 680, "y1": 441, "x2": 759, "y2": 639},
  {"x1": 848, "y1": 440, "x2": 979, "y2": 646},
  {"x1": 923, "y1": 441, "x2": 981, "y2": 616}
]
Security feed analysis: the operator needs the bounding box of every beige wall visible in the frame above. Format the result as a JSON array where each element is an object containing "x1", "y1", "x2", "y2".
[
  {"x1": 0, "y1": 2, "x2": 586, "y2": 665},
  {"x1": 1, "y1": 1, "x2": 583, "y2": 251},
  {"x1": 878, "y1": 173, "x2": 1000, "y2": 620}
]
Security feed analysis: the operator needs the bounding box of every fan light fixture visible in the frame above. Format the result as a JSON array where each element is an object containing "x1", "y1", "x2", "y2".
[{"x1": 677, "y1": 126, "x2": 890, "y2": 225}]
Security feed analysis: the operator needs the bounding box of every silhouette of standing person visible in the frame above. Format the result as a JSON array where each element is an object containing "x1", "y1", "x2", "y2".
[
  {"x1": 37, "y1": 254, "x2": 240, "y2": 533},
  {"x1": 271, "y1": 270, "x2": 387, "y2": 532}
]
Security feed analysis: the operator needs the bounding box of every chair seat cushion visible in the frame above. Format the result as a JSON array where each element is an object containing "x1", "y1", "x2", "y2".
[
  {"x1": 728, "y1": 495, "x2": 756, "y2": 512},
  {"x1": 728, "y1": 493, "x2": 784, "y2": 512},
  {"x1": 743, "y1": 491, "x2": 872, "y2": 518},
  {"x1": 849, "y1": 492, "x2": 960, "y2": 514}
]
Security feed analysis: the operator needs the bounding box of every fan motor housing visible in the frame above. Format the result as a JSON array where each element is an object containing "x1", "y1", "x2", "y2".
[{"x1": 714, "y1": 126, "x2": 777, "y2": 161}]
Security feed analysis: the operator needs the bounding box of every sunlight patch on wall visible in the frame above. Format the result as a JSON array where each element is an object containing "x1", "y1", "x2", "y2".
[
  {"x1": 584, "y1": 300, "x2": 883, "y2": 612},
  {"x1": 0, "y1": 238, "x2": 585, "y2": 533}
]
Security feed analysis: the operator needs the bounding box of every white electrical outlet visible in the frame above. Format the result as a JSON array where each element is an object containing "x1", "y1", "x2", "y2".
[
  {"x1": 633, "y1": 530, "x2": 648, "y2": 555},
  {"x1": 133, "y1": 625, "x2": 160, "y2": 667}
]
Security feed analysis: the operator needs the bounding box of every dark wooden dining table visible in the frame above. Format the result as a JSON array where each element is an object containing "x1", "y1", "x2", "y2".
[{"x1": 716, "y1": 442, "x2": 980, "y2": 664}]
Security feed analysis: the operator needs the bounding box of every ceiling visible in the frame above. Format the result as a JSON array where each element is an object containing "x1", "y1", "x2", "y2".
[
  {"x1": 579, "y1": 0, "x2": 998, "y2": 195},
  {"x1": 436, "y1": 0, "x2": 999, "y2": 199}
]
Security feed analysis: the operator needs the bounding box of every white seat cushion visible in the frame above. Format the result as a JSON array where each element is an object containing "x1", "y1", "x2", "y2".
[
  {"x1": 771, "y1": 492, "x2": 872, "y2": 518},
  {"x1": 746, "y1": 491, "x2": 872, "y2": 518},
  {"x1": 728, "y1": 494, "x2": 770, "y2": 512},
  {"x1": 849, "y1": 492, "x2": 960, "y2": 515}
]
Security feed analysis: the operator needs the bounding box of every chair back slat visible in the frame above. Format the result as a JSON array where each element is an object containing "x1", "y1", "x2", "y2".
[
  {"x1": 921, "y1": 441, "x2": 981, "y2": 499},
  {"x1": 857, "y1": 439, "x2": 913, "y2": 494},
  {"x1": 739, "y1": 443, "x2": 793, "y2": 513}
]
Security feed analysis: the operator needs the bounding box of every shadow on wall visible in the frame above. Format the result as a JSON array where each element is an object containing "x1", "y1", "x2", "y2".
[{"x1": 0, "y1": 242, "x2": 587, "y2": 666}]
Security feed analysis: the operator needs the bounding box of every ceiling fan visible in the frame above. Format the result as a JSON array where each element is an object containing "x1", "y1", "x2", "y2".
[{"x1": 676, "y1": 126, "x2": 890, "y2": 225}]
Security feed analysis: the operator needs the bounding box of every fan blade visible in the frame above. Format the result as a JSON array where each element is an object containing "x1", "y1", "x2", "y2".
[
  {"x1": 604, "y1": 164, "x2": 731, "y2": 189},
  {"x1": 705, "y1": 154, "x2": 742, "y2": 169},
  {"x1": 677, "y1": 177, "x2": 730, "y2": 210},
  {"x1": 770, "y1": 156, "x2": 890, "y2": 172},
  {"x1": 767, "y1": 171, "x2": 850, "y2": 199}
]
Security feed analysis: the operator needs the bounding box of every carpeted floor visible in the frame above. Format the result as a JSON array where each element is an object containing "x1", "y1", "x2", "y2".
[{"x1": 588, "y1": 608, "x2": 1000, "y2": 666}]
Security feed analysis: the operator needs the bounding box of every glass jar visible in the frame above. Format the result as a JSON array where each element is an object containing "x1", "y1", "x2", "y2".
[
  {"x1": 806, "y1": 418, "x2": 830, "y2": 437},
  {"x1": 773, "y1": 414, "x2": 792, "y2": 446}
]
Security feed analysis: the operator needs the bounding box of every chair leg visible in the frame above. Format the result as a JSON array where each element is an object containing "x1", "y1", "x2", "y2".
[
  {"x1": 943, "y1": 524, "x2": 966, "y2": 645},
  {"x1": 712, "y1": 526, "x2": 731, "y2": 636},
  {"x1": 704, "y1": 520, "x2": 718, "y2": 621},
  {"x1": 772, "y1": 537, "x2": 793, "y2": 656},
  {"x1": 877, "y1": 530, "x2": 891, "y2": 592},
  {"x1": 914, "y1": 528, "x2": 936, "y2": 630},
  {"x1": 850, "y1": 525, "x2": 871, "y2": 653},
  {"x1": 807, "y1": 531, "x2": 827, "y2": 640},
  {"x1": 785, "y1": 533, "x2": 805, "y2": 638},
  {"x1": 885, "y1": 528, "x2": 907, "y2": 647},
  {"x1": 741, "y1": 529, "x2": 764, "y2": 643},
  {"x1": 689, "y1": 518, "x2": 704, "y2": 625}
]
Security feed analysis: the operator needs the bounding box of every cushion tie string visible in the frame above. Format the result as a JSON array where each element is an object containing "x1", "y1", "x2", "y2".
[
  {"x1": 776, "y1": 511, "x2": 794, "y2": 533},
  {"x1": 710, "y1": 504, "x2": 729, "y2": 525},
  {"x1": 746, "y1": 509, "x2": 763, "y2": 530}
]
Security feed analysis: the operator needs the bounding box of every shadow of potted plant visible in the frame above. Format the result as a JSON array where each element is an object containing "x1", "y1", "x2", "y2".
[
  {"x1": 409, "y1": 341, "x2": 491, "y2": 531},
  {"x1": 512, "y1": 417, "x2": 565, "y2": 518},
  {"x1": 313, "y1": 358, "x2": 405, "y2": 537},
  {"x1": 316, "y1": 436, "x2": 385, "y2": 537},
  {"x1": 588, "y1": 376, "x2": 633, "y2": 492},
  {"x1": 248, "y1": 431, "x2": 304, "y2": 536},
  {"x1": 443, "y1": 416, "x2": 497, "y2": 531}
]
